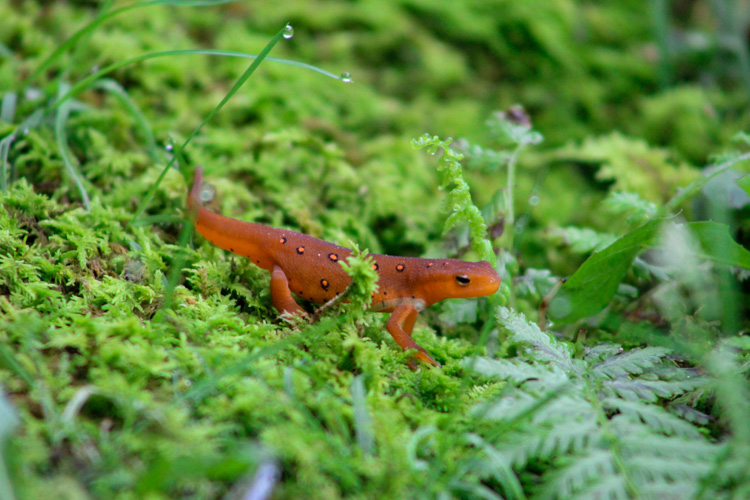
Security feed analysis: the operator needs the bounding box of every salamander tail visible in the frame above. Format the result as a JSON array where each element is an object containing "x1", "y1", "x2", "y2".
[{"x1": 187, "y1": 167, "x2": 205, "y2": 220}]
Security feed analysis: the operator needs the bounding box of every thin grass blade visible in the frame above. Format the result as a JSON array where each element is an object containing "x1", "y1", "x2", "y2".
[
  {"x1": 55, "y1": 84, "x2": 91, "y2": 210},
  {"x1": 24, "y1": 0, "x2": 238, "y2": 86},
  {"x1": 131, "y1": 24, "x2": 289, "y2": 223},
  {"x1": 93, "y1": 79, "x2": 161, "y2": 164}
]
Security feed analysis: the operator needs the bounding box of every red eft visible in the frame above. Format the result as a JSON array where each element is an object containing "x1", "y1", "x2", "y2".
[{"x1": 188, "y1": 168, "x2": 500, "y2": 367}]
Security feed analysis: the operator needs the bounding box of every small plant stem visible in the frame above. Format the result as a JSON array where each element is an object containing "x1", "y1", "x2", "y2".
[
  {"x1": 504, "y1": 145, "x2": 519, "y2": 251},
  {"x1": 660, "y1": 152, "x2": 750, "y2": 216}
]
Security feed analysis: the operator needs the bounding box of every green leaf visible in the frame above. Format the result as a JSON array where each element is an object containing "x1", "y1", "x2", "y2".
[
  {"x1": 550, "y1": 220, "x2": 750, "y2": 323},
  {"x1": 549, "y1": 220, "x2": 663, "y2": 323},
  {"x1": 688, "y1": 221, "x2": 750, "y2": 270},
  {"x1": 737, "y1": 174, "x2": 750, "y2": 198}
]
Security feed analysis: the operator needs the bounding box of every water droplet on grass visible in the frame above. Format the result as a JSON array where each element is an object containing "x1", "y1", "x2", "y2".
[
  {"x1": 200, "y1": 186, "x2": 215, "y2": 203},
  {"x1": 283, "y1": 24, "x2": 294, "y2": 39},
  {"x1": 529, "y1": 195, "x2": 539, "y2": 206},
  {"x1": 340, "y1": 72, "x2": 352, "y2": 83}
]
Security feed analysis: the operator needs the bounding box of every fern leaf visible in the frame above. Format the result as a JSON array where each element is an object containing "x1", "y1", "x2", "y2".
[
  {"x1": 574, "y1": 474, "x2": 629, "y2": 500},
  {"x1": 548, "y1": 226, "x2": 617, "y2": 254},
  {"x1": 468, "y1": 356, "x2": 550, "y2": 384},
  {"x1": 619, "y1": 434, "x2": 719, "y2": 461},
  {"x1": 497, "y1": 307, "x2": 575, "y2": 371},
  {"x1": 603, "y1": 191, "x2": 658, "y2": 223},
  {"x1": 628, "y1": 455, "x2": 713, "y2": 482},
  {"x1": 537, "y1": 449, "x2": 617, "y2": 500},
  {"x1": 637, "y1": 481, "x2": 699, "y2": 500},
  {"x1": 608, "y1": 401, "x2": 703, "y2": 438},
  {"x1": 535, "y1": 419, "x2": 599, "y2": 461},
  {"x1": 584, "y1": 344, "x2": 625, "y2": 363},
  {"x1": 495, "y1": 418, "x2": 599, "y2": 468},
  {"x1": 603, "y1": 377, "x2": 703, "y2": 402},
  {"x1": 593, "y1": 346, "x2": 670, "y2": 379}
]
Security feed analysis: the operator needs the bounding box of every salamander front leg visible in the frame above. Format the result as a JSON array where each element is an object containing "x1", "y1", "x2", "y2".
[
  {"x1": 270, "y1": 265, "x2": 307, "y2": 317},
  {"x1": 386, "y1": 304, "x2": 441, "y2": 369}
]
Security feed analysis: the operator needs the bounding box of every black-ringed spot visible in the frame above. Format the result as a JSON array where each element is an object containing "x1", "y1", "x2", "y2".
[
  {"x1": 280, "y1": 236, "x2": 287, "y2": 244},
  {"x1": 320, "y1": 279, "x2": 330, "y2": 291},
  {"x1": 296, "y1": 246, "x2": 305, "y2": 254},
  {"x1": 372, "y1": 263, "x2": 379, "y2": 271},
  {"x1": 328, "y1": 253, "x2": 339, "y2": 262},
  {"x1": 427, "y1": 262, "x2": 434, "y2": 268},
  {"x1": 396, "y1": 263, "x2": 405, "y2": 272}
]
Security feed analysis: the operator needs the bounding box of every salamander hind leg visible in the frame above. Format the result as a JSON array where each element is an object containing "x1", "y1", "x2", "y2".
[
  {"x1": 386, "y1": 304, "x2": 441, "y2": 369},
  {"x1": 270, "y1": 265, "x2": 307, "y2": 317}
]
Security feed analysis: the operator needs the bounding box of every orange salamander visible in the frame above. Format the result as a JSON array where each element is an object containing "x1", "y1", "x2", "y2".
[{"x1": 188, "y1": 167, "x2": 500, "y2": 367}]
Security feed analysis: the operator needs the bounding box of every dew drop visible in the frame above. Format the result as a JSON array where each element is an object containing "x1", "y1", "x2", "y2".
[
  {"x1": 529, "y1": 195, "x2": 540, "y2": 206},
  {"x1": 340, "y1": 72, "x2": 352, "y2": 83},
  {"x1": 283, "y1": 24, "x2": 294, "y2": 39},
  {"x1": 165, "y1": 143, "x2": 173, "y2": 151},
  {"x1": 200, "y1": 185, "x2": 215, "y2": 203}
]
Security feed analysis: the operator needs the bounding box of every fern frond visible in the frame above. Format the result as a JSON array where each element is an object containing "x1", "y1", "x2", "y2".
[
  {"x1": 572, "y1": 474, "x2": 629, "y2": 500},
  {"x1": 584, "y1": 344, "x2": 624, "y2": 363},
  {"x1": 536, "y1": 449, "x2": 617, "y2": 500},
  {"x1": 608, "y1": 401, "x2": 703, "y2": 438},
  {"x1": 593, "y1": 346, "x2": 670, "y2": 379},
  {"x1": 502, "y1": 419, "x2": 599, "y2": 467},
  {"x1": 637, "y1": 481, "x2": 700, "y2": 500},
  {"x1": 497, "y1": 307, "x2": 575, "y2": 371},
  {"x1": 619, "y1": 434, "x2": 719, "y2": 461},
  {"x1": 603, "y1": 377, "x2": 703, "y2": 402},
  {"x1": 471, "y1": 307, "x2": 719, "y2": 500},
  {"x1": 548, "y1": 226, "x2": 617, "y2": 254},
  {"x1": 628, "y1": 455, "x2": 713, "y2": 482},
  {"x1": 603, "y1": 191, "x2": 658, "y2": 223},
  {"x1": 468, "y1": 356, "x2": 549, "y2": 384}
]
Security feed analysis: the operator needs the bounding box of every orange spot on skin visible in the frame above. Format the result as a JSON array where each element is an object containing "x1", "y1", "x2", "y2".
[
  {"x1": 296, "y1": 246, "x2": 305, "y2": 254},
  {"x1": 320, "y1": 279, "x2": 329, "y2": 291},
  {"x1": 396, "y1": 264, "x2": 405, "y2": 272},
  {"x1": 328, "y1": 253, "x2": 338, "y2": 262},
  {"x1": 280, "y1": 236, "x2": 287, "y2": 244},
  {"x1": 372, "y1": 263, "x2": 379, "y2": 271}
]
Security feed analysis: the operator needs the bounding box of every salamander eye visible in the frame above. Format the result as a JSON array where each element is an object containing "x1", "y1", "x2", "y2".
[{"x1": 455, "y1": 274, "x2": 471, "y2": 286}]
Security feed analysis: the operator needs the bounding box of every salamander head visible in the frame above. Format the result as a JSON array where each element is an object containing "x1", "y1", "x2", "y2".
[{"x1": 417, "y1": 259, "x2": 500, "y2": 305}]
